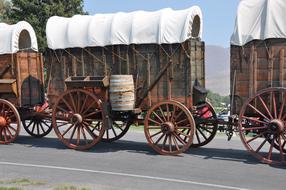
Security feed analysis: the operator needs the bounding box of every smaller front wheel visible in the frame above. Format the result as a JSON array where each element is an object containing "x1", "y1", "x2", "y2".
[
  {"x1": 144, "y1": 100, "x2": 195, "y2": 155},
  {"x1": 22, "y1": 102, "x2": 53, "y2": 138}
]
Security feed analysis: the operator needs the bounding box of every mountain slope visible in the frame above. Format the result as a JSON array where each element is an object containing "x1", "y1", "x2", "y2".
[{"x1": 205, "y1": 45, "x2": 230, "y2": 96}]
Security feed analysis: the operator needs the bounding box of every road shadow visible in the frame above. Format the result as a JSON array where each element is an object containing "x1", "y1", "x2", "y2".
[{"x1": 13, "y1": 135, "x2": 286, "y2": 169}]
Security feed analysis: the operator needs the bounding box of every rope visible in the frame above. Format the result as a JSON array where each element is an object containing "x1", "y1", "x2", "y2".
[{"x1": 83, "y1": 48, "x2": 106, "y2": 65}]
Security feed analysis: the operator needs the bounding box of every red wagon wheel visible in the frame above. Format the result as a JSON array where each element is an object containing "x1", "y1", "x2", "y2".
[
  {"x1": 192, "y1": 101, "x2": 218, "y2": 147},
  {"x1": 238, "y1": 87, "x2": 286, "y2": 164},
  {"x1": 52, "y1": 89, "x2": 105, "y2": 150},
  {"x1": 144, "y1": 100, "x2": 195, "y2": 155},
  {"x1": 0, "y1": 99, "x2": 21, "y2": 144},
  {"x1": 101, "y1": 120, "x2": 131, "y2": 143},
  {"x1": 22, "y1": 102, "x2": 53, "y2": 138}
]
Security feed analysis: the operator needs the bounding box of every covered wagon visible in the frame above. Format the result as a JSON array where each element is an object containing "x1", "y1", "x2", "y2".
[
  {"x1": 45, "y1": 6, "x2": 215, "y2": 154},
  {"x1": 0, "y1": 21, "x2": 51, "y2": 144},
  {"x1": 230, "y1": 0, "x2": 286, "y2": 164}
]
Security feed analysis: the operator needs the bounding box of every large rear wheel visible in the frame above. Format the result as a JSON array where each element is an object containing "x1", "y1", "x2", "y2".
[
  {"x1": 238, "y1": 87, "x2": 286, "y2": 164},
  {"x1": 0, "y1": 99, "x2": 21, "y2": 144},
  {"x1": 52, "y1": 89, "x2": 105, "y2": 150}
]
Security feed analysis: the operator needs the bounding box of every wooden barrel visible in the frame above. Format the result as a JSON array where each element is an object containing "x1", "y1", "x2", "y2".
[{"x1": 109, "y1": 75, "x2": 135, "y2": 111}]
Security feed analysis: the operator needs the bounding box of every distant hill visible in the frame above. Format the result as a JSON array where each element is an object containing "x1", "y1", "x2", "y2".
[{"x1": 205, "y1": 45, "x2": 230, "y2": 96}]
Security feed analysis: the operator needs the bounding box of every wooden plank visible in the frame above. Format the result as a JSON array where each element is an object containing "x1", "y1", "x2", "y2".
[
  {"x1": 248, "y1": 45, "x2": 254, "y2": 97},
  {"x1": 253, "y1": 51, "x2": 258, "y2": 94},
  {"x1": 280, "y1": 49, "x2": 285, "y2": 87}
]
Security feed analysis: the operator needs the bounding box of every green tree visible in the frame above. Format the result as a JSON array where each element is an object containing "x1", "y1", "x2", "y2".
[
  {"x1": 6, "y1": 0, "x2": 86, "y2": 51},
  {"x1": 0, "y1": 0, "x2": 11, "y2": 22}
]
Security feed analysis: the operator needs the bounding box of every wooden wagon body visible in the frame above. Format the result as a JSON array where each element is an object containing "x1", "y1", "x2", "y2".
[
  {"x1": 0, "y1": 21, "x2": 52, "y2": 144},
  {"x1": 230, "y1": 39, "x2": 286, "y2": 115},
  {"x1": 46, "y1": 40, "x2": 205, "y2": 110},
  {"x1": 0, "y1": 52, "x2": 45, "y2": 107}
]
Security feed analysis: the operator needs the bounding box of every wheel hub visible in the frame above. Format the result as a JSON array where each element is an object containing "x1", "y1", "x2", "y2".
[
  {"x1": 161, "y1": 122, "x2": 175, "y2": 134},
  {"x1": 72, "y1": 113, "x2": 83, "y2": 123},
  {"x1": 269, "y1": 119, "x2": 285, "y2": 134},
  {"x1": 0, "y1": 116, "x2": 7, "y2": 127}
]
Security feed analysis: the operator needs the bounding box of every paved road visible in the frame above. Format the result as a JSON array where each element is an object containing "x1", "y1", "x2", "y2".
[{"x1": 0, "y1": 130, "x2": 285, "y2": 190}]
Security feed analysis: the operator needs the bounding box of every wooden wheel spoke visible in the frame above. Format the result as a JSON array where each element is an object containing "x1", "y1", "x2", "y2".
[
  {"x1": 31, "y1": 122, "x2": 36, "y2": 133},
  {"x1": 6, "y1": 127, "x2": 13, "y2": 139},
  {"x1": 82, "y1": 101, "x2": 97, "y2": 115},
  {"x1": 272, "y1": 92, "x2": 277, "y2": 119},
  {"x1": 255, "y1": 138, "x2": 267, "y2": 153},
  {"x1": 147, "y1": 126, "x2": 161, "y2": 130},
  {"x1": 110, "y1": 125, "x2": 117, "y2": 137},
  {"x1": 39, "y1": 123, "x2": 46, "y2": 133},
  {"x1": 257, "y1": 95, "x2": 273, "y2": 120},
  {"x1": 56, "y1": 105, "x2": 69, "y2": 114},
  {"x1": 172, "y1": 135, "x2": 180, "y2": 151},
  {"x1": 113, "y1": 122, "x2": 124, "y2": 132},
  {"x1": 176, "y1": 118, "x2": 188, "y2": 126},
  {"x1": 79, "y1": 93, "x2": 89, "y2": 113},
  {"x1": 168, "y1": 135, "x2": 172, "y2": 152},
  {"x1": 173, "y1": 110, "x2": 184, "y2": 122},
  {"x1": 84, "y1": 111, "x2": 100, "y2": 118},
  {"x1": 166, "y1": 104, "x2": 170, "y2": 121},
  {"x1": 162, "y1": 134, "x2": 168, "y2": 150},
  {"x1": 173, "y1": 133, "x2": 186, "y2": 145},
  {"x1": 83, "y1": 124, "x2": 97, "y2": 139},
  {"x1": 62, "y1": 122, "x2": 76, "y2": 137},
  {"x1": 26, "y1": 120, "x2": 33, "y2": 128},
  {"x1": 195, "y1": 130, "x2": 201, "y2": 144},
  {"x1": 69, "y1": 125, "x2": 78, "y2": 141},
  {"x1": 152, "y1": 111, "x2": 164, "y2": 124},
  {"x1": 246, "y1": 131, "x2": 266, "y2": 143},
  {"x1": 154, "y1": 133, "x2": 165, "y2": 145},
  {"x1": 242, "y1": 116, "x2": 268, "y2": 125},
  {"x1": 7, "y1": 125, "x2": 17, "y2": 133},
  {"x1": 170, "y1": 105, "x2": 178, "y2": 122},
  {"x1": 76, "y1": 125, "x2": 81, "y2": 145},
  {"x1": 68, "y1": 93, "x2": 77, "y2": 112},
  {"x1": 176, "y1": 124, "x2": 191, "y2": 129},
  {"x1": 150, "y1": 130, "x2": 163, "y2": 138},
  {"x1": 198, "y1": 125, "x2": 213, "y2": 133},
  {"x1": 148, "y1": 118, "x2": 162, "y2": 125},
  {"x1": 197, "y1": 127, "x2": 208, "y2": 140},
  {"x1": 248, "y1": 103, "x2": 270, "y2": 121},
  {"x1": 267, "y1": 139, "x2": 274, "y2": 160},
  {"x1": 3, "y1": 128, "x2": 8, "y2": 142},
  {"x1": 80, "y1": 125, "x2": 89, "y2": 145},
  {"x1": 61, "y1": 98, "x2": 75, "y2": 113},
  {"x1": 176, "y1": 130, "x2": 190, "y2": 137},
  {"x1": 36, "y1": 123, "x2": 40, "y2": 135},
  {"x1": 158, "y1": 106, "x2": 167, "y2": 122}
]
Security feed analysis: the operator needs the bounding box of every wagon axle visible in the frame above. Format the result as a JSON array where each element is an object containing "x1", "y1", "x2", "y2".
[
  {"x1": 0, "y1": 116, "x2": 8, "y2": 127},
  {"x1": 161, "y1": 122, "x2": 175, "y2": 134},
  {"x1": 268, "y1": 119, "x2": 285, "y2": 135},
  {"x1": 72, "y1": 113, "x2": 83, "y2": 124}
]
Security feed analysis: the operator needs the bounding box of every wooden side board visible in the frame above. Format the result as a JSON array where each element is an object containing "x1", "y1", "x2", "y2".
[
  {"x1": 230, "y1": 39, "x2": 286, "y2": 114},
  {"x1": 45, "y1": 39, "x2": 205, "y2": 110}
]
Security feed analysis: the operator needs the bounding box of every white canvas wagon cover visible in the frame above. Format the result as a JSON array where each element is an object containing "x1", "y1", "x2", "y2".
[
  {"x1": 231, "y1": 0, "x2": 286, "y2": 46},
  {"x1": 0, "y1": 21, "x2": 38, "y2": 54},
  {"x1": 46, "y1": 6, "x2": 203, "y2": 50}
]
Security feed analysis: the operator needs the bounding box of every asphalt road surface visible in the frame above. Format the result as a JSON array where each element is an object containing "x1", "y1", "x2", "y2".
[{"x1": 0, "y1": 130, "x2": 285, "y2": 190}]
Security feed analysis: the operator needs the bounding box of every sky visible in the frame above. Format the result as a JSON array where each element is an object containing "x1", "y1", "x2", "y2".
[{"x1": 83, "y1": 0, "x2": 240, "y2": 48}]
